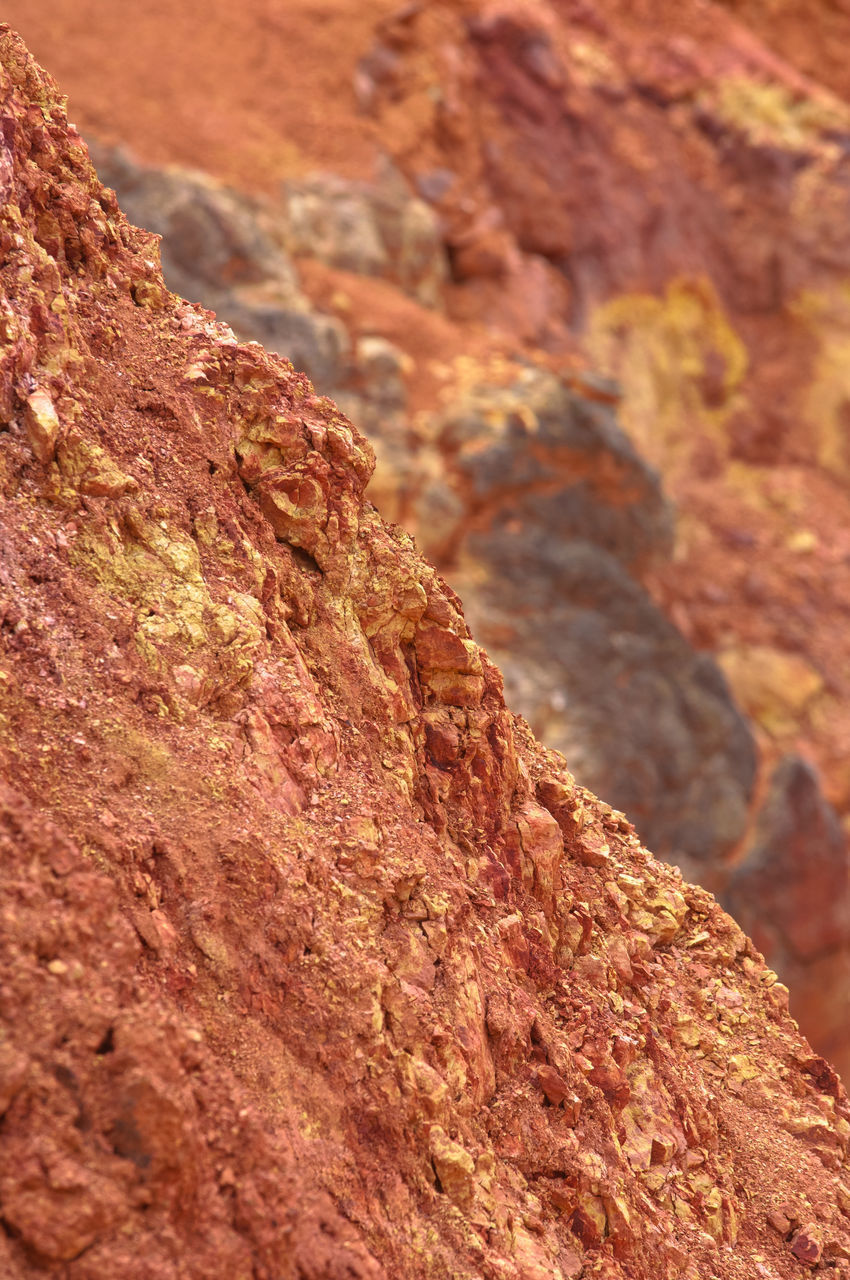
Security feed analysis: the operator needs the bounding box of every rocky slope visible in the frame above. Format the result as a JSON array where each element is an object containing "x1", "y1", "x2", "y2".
[
  {"x1": 356, "y1": 0, "x2": 850, "y2": 822},
  {"x1": 8, "y1": 0, "x2": 849, "y2": 1079},
  {"x1": 67, "y1": 136, "x2": 762, "y2": 874},
  {"x1": 76, "y1": 133, "x2": 847, "y2": 1077},
  {"x1": 2, "y1": 26, "x2": 850, "y2": 1280},
  {"x1": 9, "y1": 1, "x2": 850, "y2": 826}
]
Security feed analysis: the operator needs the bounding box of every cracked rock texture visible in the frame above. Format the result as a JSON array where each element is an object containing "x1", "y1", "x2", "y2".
[
  {"x1": 84, "y1": 144, "x2": 760, "y2": 881},
  {"x1": 80, "y1": 128, "x2": 848, "y2": 1078},
  {"x1": 2, "y1": 27, "x2": 850, "y2": 1280}
]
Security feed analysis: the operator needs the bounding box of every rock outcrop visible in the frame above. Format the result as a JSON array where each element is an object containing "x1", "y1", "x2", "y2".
[
  {"x1": 85, "y1": 143, "x2": 352, "y2": 394},
  {"x1": 9, "y1": 0, "x2": 850, "y2": 1076},
  {"x1": 2, "y1": 27, "x2": 850, "y2": 1280},
  {"x1": 82, "y1": 146, "x2": 761, "y2": 879},
  {"x1": 458, "y1": 537, "x2": 757, "y2": 882},
  {"x1": 355, "y1": 0, "x2": 850, "y2": 832},
  {"x1": 78, "y1": 137, "x2": 850, "y2": 1078}
]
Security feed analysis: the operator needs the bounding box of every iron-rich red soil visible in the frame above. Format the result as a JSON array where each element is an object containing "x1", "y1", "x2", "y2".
[{"x1": 3, "y1": 26, "x2": 850, "y2": 1276}]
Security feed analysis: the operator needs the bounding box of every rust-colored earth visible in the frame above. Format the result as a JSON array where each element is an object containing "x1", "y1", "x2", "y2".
[
  {"x1": 9, "y1": 0, "x2": 850, "y2": 838},
  {"x1": 3, "y1": 25, "x2": 850, "y2": 1277},
  {"x1": 11, "y1": 0, "x2": 850, "y2": 1083},
  {"x1": 1, "y1": 0, "x2": 394, "y2": 190}
]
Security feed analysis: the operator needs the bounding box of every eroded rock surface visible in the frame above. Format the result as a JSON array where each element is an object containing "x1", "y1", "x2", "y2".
[
  {"x1": 2, "y1": 27, "x2": 850, "y2": 1280},
  {"x1": 79, "y1": 150, "x2": 761, "y2": 878},
  {"x1": 9, "y1": 0, "x2": 850, "y2": 1080},
  {"x1": 457, "y1": 536, "x2": 757, "y2": 879},
  {"x1": 86, "y1": 142, "x2": 352, "y2": 393}
]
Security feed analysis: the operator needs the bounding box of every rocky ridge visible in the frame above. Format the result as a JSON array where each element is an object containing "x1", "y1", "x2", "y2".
[
  {"x1": 85, "y1": 143, "x2": 760, "y2": 878},
  {"x1": 1, "y1": 26, "x2": 850, "y2": 1280},
  {"x1": 82, "y1": 138, "x2": 849, "y2": 1077}
]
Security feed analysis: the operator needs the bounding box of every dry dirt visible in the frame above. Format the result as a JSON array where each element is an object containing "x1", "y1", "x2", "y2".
[{"x1": 2, "y1": 23, "x2": 850, "y2": 1280}]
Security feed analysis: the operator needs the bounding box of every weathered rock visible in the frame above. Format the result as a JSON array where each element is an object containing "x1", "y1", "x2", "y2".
[
  {"x1": 89, "y1": 142, "x2": 351, "y2": 390},
  {"x1": 8, "y1": 20, "x2": 850, "y2": 1080},
  {"x1": 80, "y1": 149, "x2": 765, "y2": 879},
  {"x1": 2, "y1": 25, "x2": 850, "y2": 1280},
  {"x1": 22, "y1": 112, "x2": 846, "y2": 1066},
  {"x1": 417, "y1": 367, "x2": 675, "y2": 572},
  {"x1": 790, "y1": 1223, "x2": 823, "y2": 1267},
  {"x1": 357, "y1": 366, "x2": 759, "y2": 870},
  {"x1": 284, "y1": 166, "x2": 449, "y2": 307},
  {"x1": 62, "y1": 141, "x2": 758, "y2": 876}
]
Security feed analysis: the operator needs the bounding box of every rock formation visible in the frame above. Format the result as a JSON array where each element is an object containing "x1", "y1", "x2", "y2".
[
  {"x1": 724, "y1": 758, "x2": 850, "y2": 1078},
  {"x1": 2, "y1": 26, "x2": 850, "y2": 1280},
  {"x1": 77, "y1": 138, "x2": 849, "y2": 1077},
  {"x1": 84, "y1": 144, "x2": 760, "y2": 878},
  {"x1": 356, "y1": 0, "x2": 850, "y2": 833}
]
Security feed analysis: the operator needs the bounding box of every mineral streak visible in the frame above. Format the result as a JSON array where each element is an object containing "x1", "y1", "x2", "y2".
[{"x1": 1, "y1": 26, "x2": 849, "y2": 1280}]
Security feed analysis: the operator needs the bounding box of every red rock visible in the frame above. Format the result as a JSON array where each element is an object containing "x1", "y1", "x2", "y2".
[
  {"x1": 16, "y1": 0, "x2": 850, "y2": 1085},
  {"x1": 766, "y1": 1207, "x2": 794, "y2": 1235},
  {"x1": 2, "y1": 22, "x2": 850, "y2": 1280},
  {"x1": 791, "y1": 1224, "x2": 824, "y2": 1267},
  {"x1": 536, "y1": 1063, "x2": 570, "y2": 1105}
]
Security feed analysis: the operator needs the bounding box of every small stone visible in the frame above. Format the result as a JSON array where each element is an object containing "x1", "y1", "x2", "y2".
[
  {"x1": 131, "y1": 278, "x2": 166, "y2": 309},
  {"x1": 838, "y1": 1182, "x2": 850, "y2": 1217},
  {"x1": 172, "y1": 664, "x2": 204, "y2": 704},
  {"x1": 825, "y1": 1233, "x2": 850, "y2": 1263},
  {"x1": 24, "y1": 389, "x2": 61, "y2": 463},
  {"x1": 576, "y1": 830, "x2": 610, "y2": 868},
  {"x1": 429, "y1": 1125, "x2": 475, "y2": 1209},
  {"x1": 790, "y1": 1224, "x2": 823, "y2": 1268},
  {"x1": 46, "y1": 959, "x2": 68, "y2": 975},
  {"x1": 650, "y1": 1134, "x2": 677, "y2": 1166},
  {"x1": 536, "y1": 1064, "x2": 569, "y2": 1106},
  {"x1": 766, "y1": 1208, "x2": 792, "y2": 1235}
]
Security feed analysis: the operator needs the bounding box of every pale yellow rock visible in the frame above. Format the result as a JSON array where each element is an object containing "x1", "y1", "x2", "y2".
[
  {"x1": 786, "y1": 529, "x2": 818, "y2": 553},
  {"x1": 58, "y1": 434, "x2": 138, "y2": 499},
  {"x1": 727, "y1": 1054, "x2": 758, "y2": 1082},
  {"x1": 429, "y1": 1125, "x2": 476, "y2": 1208},
  {"x1": 576, "y1": 1189, "x2": 608, "y2": 1241},
  {"x1": 24, "y1": 389, "x2": 60, "y2": 463},
  {"x1": 716, "y1": 644, "x2": 824, "y2": 737}
]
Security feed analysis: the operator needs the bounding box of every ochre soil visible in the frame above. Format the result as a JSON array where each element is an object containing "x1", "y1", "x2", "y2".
[
  {"x1": 0, "y1": 0, "x2": 394, "y2": 189},
  {"x1": 3, "y1": 27, "x2": 850, "y2": 1276},
  {"x1": 7, "y1": 0, "x2": 850, "y2": 847}
]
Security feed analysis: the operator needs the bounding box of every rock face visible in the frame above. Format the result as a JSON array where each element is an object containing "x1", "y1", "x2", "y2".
[
  {"x1": 415, "y1": 368, "x2": 674, "y2": 573},
  {"x1": 355, "y1": 0, "x2": 850, "y2": 828},
  {"x1": 458, "y1": 537, "x2": 757, "y2": 881},
  {"x1": 2, "y1": 27, "x2": 850, "y2": 1280},
  {"x1": 83, "y1": 148, "x2": 760, "y2": 878},
  {"x1": 9, "y1": 0, "x2": 850, "y2": 1078},
  {"x1": 85, "y1": 142, "x2": 352, "y2": 393},
  {"x1": 88, "y1": 142, "x2": 450, "y2": 390}
]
